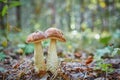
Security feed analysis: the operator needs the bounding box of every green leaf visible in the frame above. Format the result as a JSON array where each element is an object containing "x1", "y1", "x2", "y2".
[
  {"x1": 95, "y1": 47, "x2": 111, "y2": 58},
  {"x1": 112, "y1": 48, "x2": 120, "y2": 56},
  {"x1": 9, "y1": 1, "x2": 21, "y2": 8},
  {"x1": 24, "y1": 44, "x2": 34, "y2": 54},
  {"x1": 97, "y1": 62, "x2": 113, "y2": 72},
  {"x1": 2, "y1": 5, "x2": 8, "y2": 16},
  {"x1": 0, "y1": 52, "x2": 6, "y2": 61},
  {"x1": 94, "y1": 46, "x2": 114, "y2": 59},
  {"x1": 108, "y1": 68, "x2": 114, "y2": 73},
  {"x1": 99, "y1": 36, "x2": 111, "y2": 45}
]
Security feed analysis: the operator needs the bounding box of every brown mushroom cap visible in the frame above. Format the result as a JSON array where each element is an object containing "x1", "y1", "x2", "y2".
[
  {"x1": 26, "y1": 31, "x2": 46, "y2": 43},
  {"x1": 45, "y1": 28, "x2": 66, "y2": 42}
]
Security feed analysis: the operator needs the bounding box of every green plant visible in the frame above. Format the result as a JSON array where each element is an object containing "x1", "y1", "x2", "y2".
[
  {"x1": 94, "y1": 46, "x2": 120, "y2": 60},
  {"x1": 0, "y1": 0, "x2": 21, "y2": 16},
  {"x1": 17, "y1": 43, "x2": 34, "y2": 55},
  {"x1": 95, "y1": 60, "x2": 114, "y2": 72},
  {"x1": 95, "y1": 59, "x2": 114, "y2": 79},
  {"x1": 24, "y1": 44, "x2": 34, "y2": 54},
  {"x1": 93, "y1": 45, "x2": 120, "y2": 78},
  {"x1": 0, "y1": 52, "x2": 6, "y2": 61}
]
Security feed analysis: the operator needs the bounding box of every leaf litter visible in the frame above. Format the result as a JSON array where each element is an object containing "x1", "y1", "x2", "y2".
[{"x1": 0, "y1": 51, "x2": 120, "y2": 80}]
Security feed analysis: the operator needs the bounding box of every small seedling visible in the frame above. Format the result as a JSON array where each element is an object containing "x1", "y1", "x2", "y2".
[{"x1": 95, "y1": 60, "x2": 114, "y2": 79}]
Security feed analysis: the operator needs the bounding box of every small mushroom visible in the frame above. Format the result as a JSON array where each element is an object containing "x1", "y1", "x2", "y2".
[
  {"x1": 45, "y1": 28, "x2": 66, "y2": 73},
  {"x1": 26, "y1": 31, "x2": 46, "y2": 72}
]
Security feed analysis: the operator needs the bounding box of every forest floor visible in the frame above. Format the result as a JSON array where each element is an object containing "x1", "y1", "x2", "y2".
[{"x1": 0, "y1": 48, "x2": 120, "y2": 80}]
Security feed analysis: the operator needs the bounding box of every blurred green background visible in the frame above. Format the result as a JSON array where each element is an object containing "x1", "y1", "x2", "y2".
[{"x1": 0, "y1": 0, "x2": 120, "y2": 59}]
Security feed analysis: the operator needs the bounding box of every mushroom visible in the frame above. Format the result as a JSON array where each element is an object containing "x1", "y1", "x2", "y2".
[
  {"x1": 26, "y1": 31, "x2": 46, "y2": 72},
  {"x1": 45, "y1": 28, "x2": 66, "y2": 73}
]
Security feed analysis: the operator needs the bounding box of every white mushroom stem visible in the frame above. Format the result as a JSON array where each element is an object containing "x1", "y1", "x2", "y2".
[
  {"x1": 47, "y1": 39, "x2": 58, "y2": 73},
  {"x1": 34, "y1": 42, "x2": 46, "y2": 72}
]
